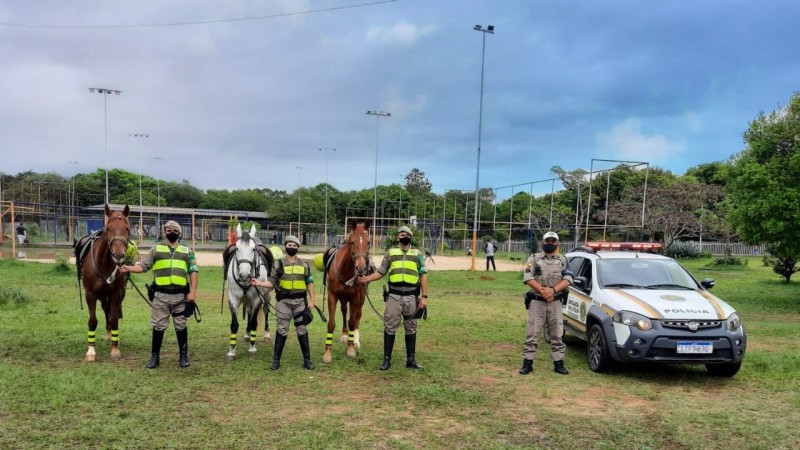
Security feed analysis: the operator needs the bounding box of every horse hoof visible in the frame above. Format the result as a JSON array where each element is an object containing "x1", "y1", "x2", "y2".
[
  {"x1": 248, "y1": 350, "x2": 257, "y2": 358},
  {"x1": 263, "y1": 333, "x2": 272, "y2": 343},
  {"x1": 85, "y1": 355, "x2": 96, "y2": 362},
  {"x1": 110, "y1": 352, "x2": 122, "y2": 361},
  {"x1": 225, "y1": 354, "x2": 236, "y2": 362},
  {"x1": 322, "y1": 353, "x2": 332, "y2": 364},
  {"x1": 346, "y1": 349, "x2": 357, "y2": 359},
  {"x1": 339, "y1": 335, "x2": 349, "y2": 344}
]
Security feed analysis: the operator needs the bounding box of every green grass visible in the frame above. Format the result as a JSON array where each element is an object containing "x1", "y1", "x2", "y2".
[{"x1": 0, "y1": 257, "x2": 798, "y2": 449}]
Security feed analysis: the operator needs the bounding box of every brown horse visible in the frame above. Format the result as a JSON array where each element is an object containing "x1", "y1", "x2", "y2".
[
  {"x1": 321, "y1": 218, "x2": 371, "y2": 363},
  {"x1": 76, "y1": 204, "x2": 131, "y2": 362}
]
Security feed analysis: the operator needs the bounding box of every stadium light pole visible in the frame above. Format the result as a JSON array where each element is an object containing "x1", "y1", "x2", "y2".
[
  {"x1": 129, "y1": 133, "x2": 149, "y2": 245},
  {"x1": 470, "y1": 24, "x2": 494, "y2": 271},
  {"x1": 88, "y1": 88, "x2": 122, "y2": 206},
  {"x1": 319, "y1": 148, "x2": 336, "y2": 248},
  {"x1": 295, "y1": 165, "x2": 303, "y2": 238},
  {"x1": 153, "y1": 156, "x2": 163, "y2": 240},
  {"x1": 67, "y1": 161, "x2": 80, "y2": 242},
  {"x1": 366, "y1": 110, "x2": 390, "y2": 254}
]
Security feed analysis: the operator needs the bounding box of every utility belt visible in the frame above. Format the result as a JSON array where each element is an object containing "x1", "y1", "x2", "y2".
[
  {"x1": 523, "y1": 291, "x2": 567, "y2": 310},
  {"x1": 151, "y1": 285, "x2": 189, "y2": 295},
  {"x1": 276, "y1": 292, "x2": 307, "y2": 301},
  {"x1": 385, "y1": 285, "x2": 420, "y2": 299}
]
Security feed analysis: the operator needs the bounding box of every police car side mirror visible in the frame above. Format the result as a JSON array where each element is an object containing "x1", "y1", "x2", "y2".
[
  {"x1": 573, "y1": 276, "x2": 590, "y2": 294},
  {"x1": 700, "y1": 278, "x2": 715, "y2": 289}
]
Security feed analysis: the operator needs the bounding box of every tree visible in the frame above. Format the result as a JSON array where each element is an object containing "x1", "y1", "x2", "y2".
[
  {"x1": 724, "y1": 92, "x2": 800, "y2": 282},
  {"x1": 403, "y1": 168, "x2": 432, "y2": 197}
]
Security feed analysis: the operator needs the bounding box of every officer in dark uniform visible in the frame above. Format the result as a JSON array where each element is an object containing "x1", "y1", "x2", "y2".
[
  {"x1": 357, "y1": 226, "x2": 429, "y2": 371},
  {"x1": 121, "y1": 220, "x2": 198, "y2": 369},
  {"x1": 520, "y1": 231, "x2": 573, "y2": 375}
]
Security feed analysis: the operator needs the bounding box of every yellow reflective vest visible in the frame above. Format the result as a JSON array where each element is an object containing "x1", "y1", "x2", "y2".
[
  {"x1": 278, "y1": 258, "x2": 308, "y2": 296},
  {"x1": 152, "y1": 244, "x2": 190, "y2": 287},
  {"x1": 387, "y1": 247, "x2": 420, "y2": 286}
]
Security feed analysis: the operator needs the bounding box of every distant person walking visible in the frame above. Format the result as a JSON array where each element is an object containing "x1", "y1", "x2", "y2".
[
  {"x1": 485, "y1": 240, "x2": 496, "y2": 271},
  {"x1": 424, "y1": 248, "x2": 435, "y2": 265},
  {"x1": 16, "y1": 223, "x2": 27, "y2": 244}
]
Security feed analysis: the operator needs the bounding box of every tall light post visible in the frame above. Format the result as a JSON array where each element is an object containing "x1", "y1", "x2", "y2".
[
  {"x1": 67, "y1": 161, "x2": 80, "y2": 242},
  {"x1": 153, "y1": 157, "x2": 163, "y2": 241},
  {"x1": 129, "y1": 133, "x2": 149, "y2": 245},
  {"x1": 366, "y1": 110, "x2": 391, "y2": 253},
  {"x1": 88, "y1": 87, "x2": 122, "y2": 205},
  {"x1": 319, "y1": 148, "x2": 336, "y2": 248},
  {"x1": 295, "y1": 166, "x2": 303, "y2": 238},
  {"x1": 470, "y1": 24, "x2": 494, "y2": 271}
]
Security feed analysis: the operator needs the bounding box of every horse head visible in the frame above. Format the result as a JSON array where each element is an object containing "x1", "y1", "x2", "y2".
[
  {"x1": 104, "y1": 204, "x2": 131, "y2": 265},
  {"x1": 233, "y1": 223, "x2": 258, "y2": 283},
  {"x1": 347, "y1": 218, "x2": 371, "y2": 276}
]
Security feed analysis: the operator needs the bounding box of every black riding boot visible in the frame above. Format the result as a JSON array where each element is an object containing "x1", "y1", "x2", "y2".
[
  {"x1": 271, "y1": 333, "x2": 287, "y2": 370},
  {"x1": 405, "y1": 333, "x2": 423, "y2": 369},
  {"x1": 176, "y1": 328, "x2": 189, "y2": 368},
  {"x1": 519, "y1": 359, "x2": 533, "y2": 375},
  {"x1": 298, "y1": 333, "x2": 314, "y2": 370},
  {"x1": 147, "y1": 328, "x2": 164, "y2": 369},
  {"x1": 380, "y1": 331, "x2": 395, "y2": 371},
  {"x1": 553, "y1": 360, "x2": 569, "y2": 375}
]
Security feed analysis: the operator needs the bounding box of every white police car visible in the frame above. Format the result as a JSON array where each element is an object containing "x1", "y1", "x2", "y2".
[{"x1": 563, "y1": 242, "x2": 746, "y2": 377}]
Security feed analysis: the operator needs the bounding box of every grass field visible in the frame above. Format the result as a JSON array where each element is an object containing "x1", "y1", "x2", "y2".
[{"x1": 0, "y1": 256, "x2": 798, "y2": 449}]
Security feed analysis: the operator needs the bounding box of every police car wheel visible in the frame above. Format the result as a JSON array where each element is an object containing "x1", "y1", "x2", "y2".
[
  {"x1": 587, "y1": 324, "x2": 614, "y2": 373},
  {"x1": 705, "y1": 362, "x2": 741, "y2": 377}
]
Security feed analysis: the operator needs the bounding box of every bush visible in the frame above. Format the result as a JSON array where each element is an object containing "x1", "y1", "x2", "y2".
[
  {"x1": 664, "y1": 241, "x2": 702, "y2": 259},
  {"x1": 0, "y1": 287, "x2": 29, "y2": 305},
  {"x1": 52, "y1": 252, "x2": 71, "y2": 273},
  {"x1": 710, "y1": 255, "x2": 746, "y2": 266}
]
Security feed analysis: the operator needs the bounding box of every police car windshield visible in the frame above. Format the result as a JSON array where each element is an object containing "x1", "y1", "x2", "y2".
[{"x1": 597, "y1": 258, "x2": 698, "y2": 290}]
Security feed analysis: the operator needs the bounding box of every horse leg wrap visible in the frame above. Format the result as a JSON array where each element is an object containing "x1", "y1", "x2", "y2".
[
  {"x1": 325, "y1": 333, "x2": 333, "y2": 346},
  {"x1": 348, "y1": 331, "x2": 355, "y2": 343},
  {"x1": 176, "y1": 328, "x2": 189, "y2": 368},
  {"x1": 249, "y1": 330, "x2": 257, "y2": 345},
  {"x1": 405, "y1": 334, "x2": 423, "y2": 369},
  {"x1": 111, "y1": 330, "x2": 119, "y2": 344},
  {"x1": 298, "y1": 333, "x2": 314, "y2": 370},
  {"x1": 229, "y1": 333, "x2": 238, "y2": 347},
  {"x1": 87, "y1": 330, "x2": 96, "y2": 346}
]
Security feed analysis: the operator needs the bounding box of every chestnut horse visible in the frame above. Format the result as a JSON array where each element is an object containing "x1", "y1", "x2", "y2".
[
  {"x1": 76, "y1": 204, "x2": 131, "y2": 362},
  {"x1": 321, "y1": 219, "x2": 371, "y2": 363}
]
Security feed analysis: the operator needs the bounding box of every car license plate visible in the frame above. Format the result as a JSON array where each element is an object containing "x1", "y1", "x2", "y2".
[{"x1": 677, "y1": 341, "x2": 713, "y2": 354}]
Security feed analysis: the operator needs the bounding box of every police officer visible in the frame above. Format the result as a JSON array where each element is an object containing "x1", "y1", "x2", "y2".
[
  {"x1": 519, "y1": 231, "x2": 573, "y2": 375},
  {"x1": 357, "y1": 226, "x2": 428, "y2": 371},
  {"x1": 251, "y1": 235, "x2": 315, "y2": 370},
  {"x1": 120, "y1": 220, "x2": 198, "y2": 369}
]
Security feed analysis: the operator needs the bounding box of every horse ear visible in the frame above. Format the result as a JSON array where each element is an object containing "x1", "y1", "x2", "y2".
[
  {"x1": 236, "y1": 223, "x2": 242, "y2": 238},
  {"x1": 122, "y1": 205, "x2": 130, "y2": 217},
  {"x1": 348, "y1": 217, "x2": 356, "y2": 231},
  {"x1": 363, "y1": 218, "x2": 371, "y2": 230},
  {"x1": 249, "y1": 224, "x2": 257, "y2": 237},
  {"x1": 104, "y1": 204, "x2": 111, "y2": 217}
]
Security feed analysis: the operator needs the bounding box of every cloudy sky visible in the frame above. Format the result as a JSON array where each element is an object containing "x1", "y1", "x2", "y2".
[{"x1": 1, "y1": 0, "x2": 798, "y2": 200}]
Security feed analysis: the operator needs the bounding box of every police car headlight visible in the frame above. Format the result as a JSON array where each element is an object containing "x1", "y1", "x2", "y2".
[
  {"x1": 613, "y1": 311, "x2": 652, "y2": 331},
  {"x1": 725, "y1": 313, "x2": 742, "y2": 331}
]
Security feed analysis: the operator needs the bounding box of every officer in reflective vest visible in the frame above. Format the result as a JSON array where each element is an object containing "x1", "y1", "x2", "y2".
[
  {"x1": 519, "y1": 231, "x2": 573, "y2": 375},
  {"x1": 251, "y1": 235, "x2": 316, "y2": 370},
  {"x1": 121, "y1": 220, "x2": 198, "y2": 369},
  {"x1": 358, "y1": 226, "x2": 428, "y2": 371}
]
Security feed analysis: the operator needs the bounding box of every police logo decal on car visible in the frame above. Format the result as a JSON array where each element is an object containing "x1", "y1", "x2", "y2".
[{"x1": 660, "y1": 294, "x2": 686, "y2": 302}]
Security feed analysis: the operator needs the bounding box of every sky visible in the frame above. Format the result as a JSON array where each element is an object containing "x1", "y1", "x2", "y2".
[{"x1": 1, "y1": 0, "x2": 799, "y2": 200}]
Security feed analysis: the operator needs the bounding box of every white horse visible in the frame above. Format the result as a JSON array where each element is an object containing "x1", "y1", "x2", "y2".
[{"x1": 225, "y1": 224, "x2": 273, "y2": 361}]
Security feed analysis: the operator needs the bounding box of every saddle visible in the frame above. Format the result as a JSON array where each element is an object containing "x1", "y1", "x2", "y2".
[{"x1": 74, "y1": 229, "x2": 104, "y2": 277}]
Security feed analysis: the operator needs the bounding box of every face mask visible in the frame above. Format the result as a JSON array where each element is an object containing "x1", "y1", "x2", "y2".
[
  {"x1": 286, "y1": 247, "x2": 298, "y2": 256},
  {"x1": 399, "y1": 237, "x2": 412, "y2": 246},
  {"x1": 166, "y1": 232, "x2": 180, "y2": 243},
  {"x1": 543, "y1": 243, "x2": 558, "y2": 253}
]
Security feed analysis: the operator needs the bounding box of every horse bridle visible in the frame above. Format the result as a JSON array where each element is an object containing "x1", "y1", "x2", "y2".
[
  {"x1": 231, "y1": 246, "x2": 262, "y2": 291},
  {"x1": 89, "y1": 229, "x2": 130, "y2": 285}
]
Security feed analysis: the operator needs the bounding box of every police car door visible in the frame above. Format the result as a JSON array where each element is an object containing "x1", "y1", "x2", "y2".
[{"x1": 564, "y1": 256, "x2": 593, "y2": 340}]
